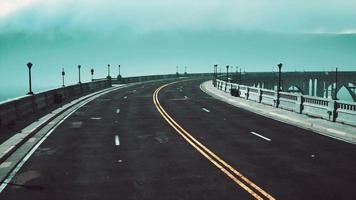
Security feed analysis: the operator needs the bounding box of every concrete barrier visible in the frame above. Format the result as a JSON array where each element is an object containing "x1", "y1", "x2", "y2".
[
  {"x1": 336, "y1": 101, "x2": 356, "y2": 126},
  {"x1": 0, "y1": 80, "x2": 111, "y2": 127},
  {"x1": 214, "y1": 79, "x2": 356, "y2": 127}
]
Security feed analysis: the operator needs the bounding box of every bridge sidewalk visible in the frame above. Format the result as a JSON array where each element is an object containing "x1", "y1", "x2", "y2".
[{"x1": 201, "y1": 81, "x2": 356, "y2": 145}]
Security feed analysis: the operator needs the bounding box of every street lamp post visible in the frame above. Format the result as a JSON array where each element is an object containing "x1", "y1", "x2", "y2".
[
  {"x1": 62, "y1": 68, "x2": 65, "y2": 87},
  {"x1": 239, "y1": 68, "x2": 242, "y2": 85},
  {"x1": 91, "y1": 69, "x2": 94, "y2": 81},
  {"x1": 225, "y1": 65, "x2": 229, "y2": 91},
  {"x1": 235, "y1": 66, "x2": 238, "y2": 84},
  {"x1": 334, "y1": 67, "x2": 338, "y2": 100},
  {"x1": 176, "y1": 66, "x2": 179, "y2": 77},
  {"x1": 78, "y1": 65, "x2": 81, "y2": 84},
  {"x1": 107, "y1": 64, "x2": 111, "y2": 78},
  {"x1": 213, "y1": 64, "x2": 218, "y2": 86},
  {"x1": 27, "y1": 62, "x2": 34, "y2": 95},
  {"x1": 277, "y1": 63, "x2": 283, "y2": 92}
]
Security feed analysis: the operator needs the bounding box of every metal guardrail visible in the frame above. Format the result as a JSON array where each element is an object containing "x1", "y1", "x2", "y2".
[{"x1": 215, "y1": 79, "x2": 356, "y2": 127}]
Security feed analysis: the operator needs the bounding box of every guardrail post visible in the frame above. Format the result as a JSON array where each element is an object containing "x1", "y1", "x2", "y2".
[
  {"x1": 245, "y1": 87, "x2": 249, "y2": 100},
  {"x1": 275, "y1": 91, "x2": 280, "y2": 108},
  {"x1": 327, "y1": 100, "x2": 337, "y2": 122},
  {"x1": 236, "y1": 85, "x2": 240, "y2": 97},
  {"x1": 257, "y1": 88, "x2": 262, "y2": 103},
  {"x1": 294, "y1": 95, "x2": 303, "y2": 113}
]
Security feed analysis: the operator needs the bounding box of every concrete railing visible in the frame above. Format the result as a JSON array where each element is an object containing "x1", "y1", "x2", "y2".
[
  {"x1": 0, "y1": 73, "x2": 214, "y2": 127},
  {"x1": 215, "y1": 79, "x2": 356, "y2": 127},
  {"x1": 0, "y1": 80, "x2": 111, "y2": 127},
  {"x1": 93, "y1": 73, "x2": 214, "y2": 84}
]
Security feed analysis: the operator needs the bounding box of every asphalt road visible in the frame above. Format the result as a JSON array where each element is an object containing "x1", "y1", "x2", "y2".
[{"x1": 1, "y1": 79, "x2": 356, "y2": 200}]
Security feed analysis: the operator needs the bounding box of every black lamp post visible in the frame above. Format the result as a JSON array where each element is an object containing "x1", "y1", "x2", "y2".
[
  {"x1": 107, "y1": 64, "x2": 111, "y2": 78},
  {"x1": 235, "y1": 66, "x2": 238, "y2": 83},
  {"x1": 117, "y1": 64, "x2": 122, "y2": 80},
  {"x1": 334, "y1": 67, "x2": 338, "y2": 100},
  {"x1": 91, "y1": 69, "x2": 94, "y2": 81},
  {"x1": 27, "y1": 62, "x2": 34, "y2": 95},
  {"x1": 277, "y1": 63, "x2": 283, "y2": 92},
  {"x1": 226, "y1": 65, "x2": 229, "y2": 82},
  {"x1": 62, "y1": 68, "x2": 65, "y2": 87},
  {"x1": 239, "y1": 68, "x2": 242, "y2": 85},
  {"x1": 176, "y1": 66, "x2": 179, "y2": 77},
  {"x1": 78, "y1": 65, "x2": 81, "y2": 84},
  {"x1": 213, "y1": 64, "x2": 217, "y2": 86}
]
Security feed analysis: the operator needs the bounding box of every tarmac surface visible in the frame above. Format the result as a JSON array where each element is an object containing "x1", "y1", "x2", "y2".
[{"x1": 1, "y1": 79, "x2": 356, "y2": 200}]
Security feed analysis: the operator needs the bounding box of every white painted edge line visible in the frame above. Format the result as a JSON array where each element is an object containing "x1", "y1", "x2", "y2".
[
  {"x1": 202, "y1": 108, "x2": 210, "y2": 113},
  {"x1": 0, "y1": 85, "x2": 126, "y2": 193},
  {"x1": 115, "y1": 135, "x2": 120, "y2": 146},
  {"x1": 250, "y1": 131, "x2": 272, "y2": 141},
  {"x1": 116, "y1": 109, "x2": 120, "y2": 114},
  {"x1": 0, "y1": 106, "x2": 78, "y2": 193}
]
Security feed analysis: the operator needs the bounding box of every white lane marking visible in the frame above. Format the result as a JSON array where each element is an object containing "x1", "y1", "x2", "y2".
[
  {"x1": 123, "y1": 96, "x2": 127, "y2": 99},
  {"x1": 202, "y1": 108, "x2": 210, "y2": 113},
  {"x1": 116, "y1": 109, "x2": 120, "y2": 114},
  {"x1": 250, "y1": 131, "x2": 272, "y2": 141},
  {"x1": 90, "y1": 117, "x2": 102, "y2": 120},
  {"x1": 71, "y1": 121, "x2": 83, "y2": 128},
  {"x1": 184, "y1": 96, "x2": 188, "y2": 99},
  {"x1": 115, "y1": 135, "x2": 120, "y2": 146},
  {"x1": 0, "y1": 162, "x2": 12, "y2": 169}
]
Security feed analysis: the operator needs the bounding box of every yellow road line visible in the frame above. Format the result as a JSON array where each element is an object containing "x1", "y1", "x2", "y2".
[{"x1": 153, "y1": 81, "x2": 276, "y2": 200}]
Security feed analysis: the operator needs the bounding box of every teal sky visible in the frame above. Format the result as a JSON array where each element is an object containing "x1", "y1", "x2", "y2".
[{"x1": 0, "y1": 0, "x2": 356, "y2": 99}]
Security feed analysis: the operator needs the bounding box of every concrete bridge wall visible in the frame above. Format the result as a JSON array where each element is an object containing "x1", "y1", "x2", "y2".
[
  {"x1": 0, "y1": 72, "x2": 213, "y2": 127},
  {"x1": 221, "y1": 71, "x2": 356, "y2": 102},
  {"x1": 216, "y1": 79, "x2": 356, "y2": 127},
  {"x1": 0, "y1": 80, "x2": 111, "y2": 127}
]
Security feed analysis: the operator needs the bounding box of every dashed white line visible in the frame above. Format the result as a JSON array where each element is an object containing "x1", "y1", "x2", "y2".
[
  {"x1": 202, "y1": 108, "x2": 210, "y2": 113},
  {"x1": 116, "y1": 109, "x2": 121, "y2": 114},
  {"x1": 250, "y1": 131, "x2": 272, "y2": 141},
  {"x1": 115, "y1": 135, "x2": 120, "y2": 146},
  {"x1": 90, "y1": 117, "x2": 102, "y2": 120},
  {"x1": 184, "y1": 96, "x2": 188, "y2": 99}
]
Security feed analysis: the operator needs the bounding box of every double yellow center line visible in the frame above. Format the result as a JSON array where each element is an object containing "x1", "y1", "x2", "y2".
[{"x1": 153, "y1": 81, "x2": 275, "y2": 200}]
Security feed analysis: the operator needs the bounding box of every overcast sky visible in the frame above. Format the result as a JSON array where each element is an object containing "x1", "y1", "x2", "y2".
[
  {"x1": 1, "y1": 0, "x2": 356, "y2": 34},
  {"x1": 0, "y1": 0, "x2": 356, "y2": 99}
]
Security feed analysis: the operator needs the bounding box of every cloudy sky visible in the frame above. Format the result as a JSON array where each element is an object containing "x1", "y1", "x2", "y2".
[{"x1": 0, "y1": 0, "x2": 356, "y2": 99}]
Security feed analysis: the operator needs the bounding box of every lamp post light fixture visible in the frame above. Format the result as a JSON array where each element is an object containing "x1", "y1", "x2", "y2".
[
  {"x1": 27, "y1": 62, "x2": 34, "y2": 95},
  {"x1": 78, "y1": 65, "x2": 82, "y2": 84},
  {"x1": 62, "y1": 68, "x2": 65, "y2": 87},
  {"x1": 277, "y1": 63, "x2": 283, "y2": 92},
  {"x1": 91, "y1": 69, "x2": 94, "y2": 81}
]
